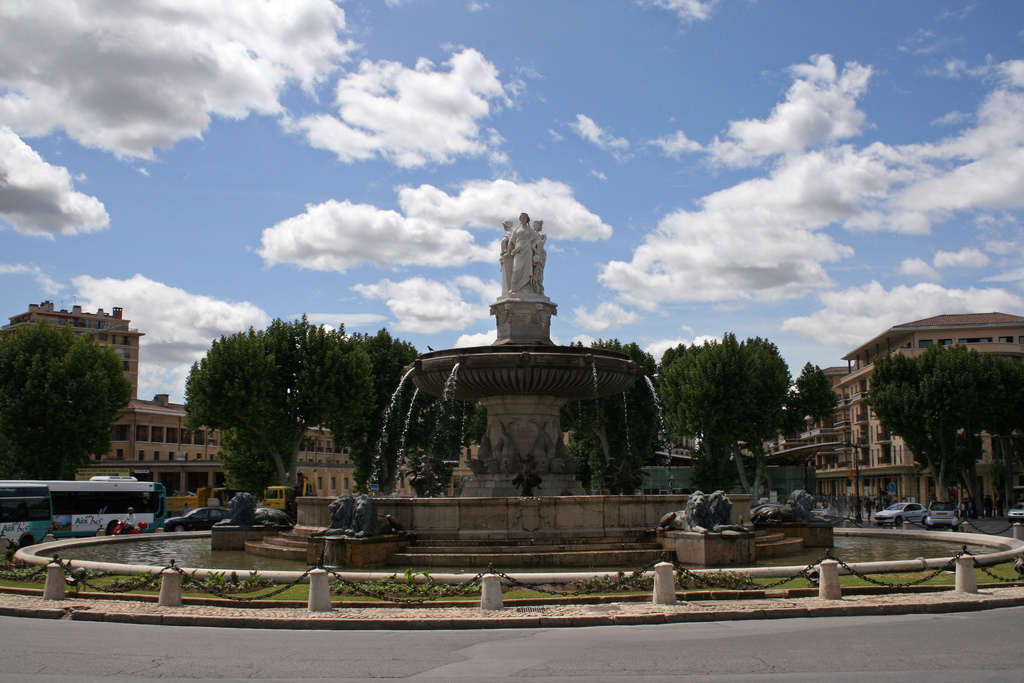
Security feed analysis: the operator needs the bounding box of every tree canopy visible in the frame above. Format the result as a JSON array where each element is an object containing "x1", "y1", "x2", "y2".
[
  {"x1": 185, "y1": 317, "x2": 373, "y2": 488},
  {"x1": 869, "y1": 343, "x2": 1012, "y2": 502},
  {"x1": 658, "y1": 333, "x2": 791, "y2": 495},
  {"x1": 0, "y1": 322, "x2": 132, "y2": 479}
]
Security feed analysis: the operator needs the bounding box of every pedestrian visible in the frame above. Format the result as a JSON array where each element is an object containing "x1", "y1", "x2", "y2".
[
  {"x1": 984, "y1": 495, "x2": 993, "y2": 518},
  {"x1": 182, "y1": 503, "x2": 191, "y2": 515}
]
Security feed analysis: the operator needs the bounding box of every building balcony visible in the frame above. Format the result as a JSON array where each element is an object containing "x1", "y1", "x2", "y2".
[
  {"x1": 876, "y1": 431, "x2": 891, "y2": 443},
  {"x1": 856, "y1": 413, "x2": 869, "y2": 423},
  {"x1": 877, "y1": 455, "x2": 892, "y2": 465}
]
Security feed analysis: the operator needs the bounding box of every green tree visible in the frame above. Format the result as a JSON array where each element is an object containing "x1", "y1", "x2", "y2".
[
  {"x1": 184, "y1": 317, "x2": 373, "y2": 488},
  {"x1": 658, "y1": 334, "x2": 790, "y2": 495},
  {"x1": 870, "y1": 343, "x2": 1002, "y2": 502},
  {"x1": 561, "y1": 340, "x2": 662, "y2": 493},
  {"x1": 0, "y1": 322, "x2": 131, "y2": 479},
  {"x1": 216, "y1": 428, "x2": 279, "y2": 494},
  {"x1": 783, "y1": 363, "x2": 839, "y2": 437}
]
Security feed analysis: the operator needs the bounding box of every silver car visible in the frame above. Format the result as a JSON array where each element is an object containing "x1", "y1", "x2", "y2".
[
  {"x1": 924, "y1": 501, "x2": 959, "y2": 529},
  {"x1": 1008, "y1": 502, "x2": 1024, "y2": 523},
  {"x1": 874, "y1": 502, "x2": 928, "y2": 527}
]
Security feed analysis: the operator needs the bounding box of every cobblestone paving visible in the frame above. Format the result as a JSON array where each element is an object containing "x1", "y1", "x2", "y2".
[{"x1": 3, "y1": 587, "x2": 1024, "y2": 628}]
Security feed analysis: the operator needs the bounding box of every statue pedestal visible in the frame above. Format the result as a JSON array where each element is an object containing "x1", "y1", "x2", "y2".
[
  {"x1": 312, "y1": 534, "x2": 401, "y2": 568},
  {"x1": 211, "y1": 525, "x2": 290, "y2": 551},
  {"x1": 490, "y1": 298, "x2": 557, "y2": 345},
  {"x1": 659, "y1": 530, "x2": 756, "y2": 566}
]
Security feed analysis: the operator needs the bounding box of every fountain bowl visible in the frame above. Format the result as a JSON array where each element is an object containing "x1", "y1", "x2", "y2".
[{"x1": 408, "y1": 345, "x2": 642, "y2": 401}]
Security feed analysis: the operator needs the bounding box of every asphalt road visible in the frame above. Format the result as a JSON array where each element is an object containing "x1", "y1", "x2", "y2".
[{"x1": 2, "y1": 607, "x2": 1022, "y2": 682}]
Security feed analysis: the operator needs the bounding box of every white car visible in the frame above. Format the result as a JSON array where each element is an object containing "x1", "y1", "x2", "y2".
[
  {"x1": 874, "y1": 502, "x2": 928, "y2": 527},
  {"x1": 923, "y1": 501, "x2": 959, "y2": 529},
  {"x1": 1008, "y1": 502, "x2": 1024, "y2": 523}
]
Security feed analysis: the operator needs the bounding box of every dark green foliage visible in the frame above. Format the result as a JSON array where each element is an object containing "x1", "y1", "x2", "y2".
[
  {"x1": 658, "y1": 333, "x2": 790, "y2": 494},
  {"x1": 0, "y1": 322, "x2": 132, "y2": 479},
  {"x1": 560, "y1": 339, "x2": 662, "y2": 493},
  {"x1": 869, "y1": 343, "x2": 1017, "y2": 502},
  {"x1": 216, "y1": 428, "x2": 279, "y2": 494},
  {"x1": 185, "y1": 317, "x2": 373, "y2": 487},
  {"x1": 783, "y1": 362, "x2": 839, "y2": 437}
]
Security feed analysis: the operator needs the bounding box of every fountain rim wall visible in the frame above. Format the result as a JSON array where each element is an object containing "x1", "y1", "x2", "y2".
[{"x1": 17, "y1": 526, "x2": 1023, "y2": 584}]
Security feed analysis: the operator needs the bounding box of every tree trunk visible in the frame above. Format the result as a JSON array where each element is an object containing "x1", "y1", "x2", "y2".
[{"x1": 734, "y1": 443, "x2": 751, "y2": 495}]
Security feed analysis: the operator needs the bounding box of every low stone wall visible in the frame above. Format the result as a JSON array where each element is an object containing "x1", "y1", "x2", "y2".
[
  {"x1": 753, "y1": 522, "x2": 834, "y2": 547},
  {"x1": 297, "y1": 494, "x2": 752, "y2": 541}
]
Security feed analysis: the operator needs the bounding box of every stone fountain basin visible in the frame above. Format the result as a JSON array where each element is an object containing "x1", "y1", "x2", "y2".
[{"x1": 407, "y1": 345, "x2": 642, "y2": 401}]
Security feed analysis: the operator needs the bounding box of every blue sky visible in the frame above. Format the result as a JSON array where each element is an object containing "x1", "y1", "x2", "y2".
[{"x1": 3, "y1": 0, "x2": 1024, "y2": 402}]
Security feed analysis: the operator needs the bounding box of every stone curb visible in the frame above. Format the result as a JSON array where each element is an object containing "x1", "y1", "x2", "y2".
[{"x1": 1, "y1": 592, "x2": 1023, "y2": 630}]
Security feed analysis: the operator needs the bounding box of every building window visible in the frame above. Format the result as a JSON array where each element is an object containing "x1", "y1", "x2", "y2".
[
  {"x1": 139, "y1": 449, "x2": 145, "y2": 460},
  {"x1": 344, "y1": 477, "x2": 349, "y2": 490},
  {"x1": 136, "y1": 425, "x2": 149, "y2": 441},
  {"x1": 999, "y1": 336, "x2": 1013, "y2": 343},
  {"x1": 114, "y1": 424, "x2": 129, "y2": 441},
  {"x1": 194, "y1": 430, "x2": 205, "y2": 446},
  {"x1": 154, "y1": 451, "x2": 160, "y2": 461},
  {"x1": 330, "y1": 477, "x2": 336, "y2": 489},
  {"x1": 123, "y1": 361, "x2": 129, "y2": 371},
  {"x1": 958, "y1": 337, "x2": 992, "y2": 344},
  {"x1": 180, "y1": 431, "x2": 191, "y2": 445},
  {"x1": 98, "y1": 333, "x2": 108, "y2": 341},
  {"x1": 940, "y1": 339, "x2": 953, "y2": 345},
  {"x1": 918, "y1": 339, "x2": 932, "y2": 348},
  {"x1": 116, "y1": 449, "x2": 124, "y2": 460},
  {"x1": 166, "y1": 427, "x2": 177, "y2": 444},
  {"x1": 317, "y1": 477, "x2": 323, "y2": 490},
  {"x1": 151, "y1": 426, "x2": 164, "y2": 442},
  {"x1": 95, "y1": 452, "x2": 102, "y2": 461}
]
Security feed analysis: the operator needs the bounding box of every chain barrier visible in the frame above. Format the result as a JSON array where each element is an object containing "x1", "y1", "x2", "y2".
[
  {"x1": 962, "y1": 548, "x2": 1024, "y2": 584},
  {"x1": 482, "y1": 557, "x2": 665, "y2": 597},
  {"x1": 822, "y1": 547, "x2": 963, "y2": 588},
  {"x1": 324, "y1": 565, "x2": 487, "y2": 603}
]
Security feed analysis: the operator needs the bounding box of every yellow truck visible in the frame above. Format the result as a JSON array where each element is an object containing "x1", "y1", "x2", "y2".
[
  {"x1": 262, "y1": 482, "x2": 316, "y2": 519},
  {"x1": 166, "y1": 487, "x2": 229, "y2": 516}
]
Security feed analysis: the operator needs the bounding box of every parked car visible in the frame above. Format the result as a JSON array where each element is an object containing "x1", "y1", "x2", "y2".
[
  {"x1": 923, "y1": 501, "x2": 959, "y2": 529},
  {"x1": 164, "y1": 506, "x2": 229, "y2": 532},
  {"x1": 1008, "y1": 502, "x2": 1024, "y2": 523},
  {"x1": 874, "y1": 502, "x2": 928, "y2": 527}
]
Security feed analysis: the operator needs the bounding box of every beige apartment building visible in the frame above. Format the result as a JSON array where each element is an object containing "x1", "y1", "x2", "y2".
[{"x1": 807, "y1": 312, "x2": 1024, "y2": 504}]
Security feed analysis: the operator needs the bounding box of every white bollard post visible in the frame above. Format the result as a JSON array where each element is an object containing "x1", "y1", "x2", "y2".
[
  {"x1": 158, "y1": 568, "x2": 182, "y2": 607},
  {"x1": 818, "y1": 560, "x2": 841, "y2": 600},
  {"x1": 652, "y1": 561, "x2": 676, "y2": 605},
  {"x1": 42, "y1": 562, "x2": 65, "y2": 601},
  {"x1": 480, "y1": 574, "x2": 503, "y2": 610},
  {"x1": 1013, "y1": 523, "x2": 1024, "y2": 542},
  {"x1": 307, "y1": 568, "x2": 332, "y2": 613},
  {"x1": 955, "y1": 555, "x2": 978, "y2": 594},
  {"x1": 901, "y1": 520, "x2": 912, "y2": 530}
]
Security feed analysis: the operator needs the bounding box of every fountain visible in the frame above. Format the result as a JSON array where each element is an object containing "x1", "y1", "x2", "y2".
[{"x1": 406, "y1": 212, "x2": 643, "y2": 497}]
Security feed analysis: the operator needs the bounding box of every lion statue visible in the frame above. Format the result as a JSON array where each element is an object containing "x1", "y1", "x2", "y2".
[
  {"x1": 657, "y1": 490, "x2": 747, "y2": 535},
  {"x1": 749, "y1": 489, "x2": 831, "y2": 525},
  {"x1": 217, "y1": 492, "x2": 293, "y2": 527},
  {"x1": 315, "y1": 494, "x2": 401, "y2": 538}
]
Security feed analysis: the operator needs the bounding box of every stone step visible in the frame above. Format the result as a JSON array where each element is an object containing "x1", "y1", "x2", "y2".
[
  {"x1": 414, "y1": 536, "x2": 651, "y2": 548},
  {"x1": 754, "y1": 533, "x2": 787, "y2": 545},
  {"x1": 244, "y1": 540, "x2": 307, "y2": 561},
  {"x1": 753, "y1": 536, "x2": 804, "y2": 559},
  {"x1": 391, "y1": 548, "x2": 666, "y2": 569}
]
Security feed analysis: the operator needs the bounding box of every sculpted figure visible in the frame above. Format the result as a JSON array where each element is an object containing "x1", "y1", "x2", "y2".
[
  {"x1": 749, "y1": 489, "x2": 833, "y2": 525},
  {"x1": 508, "y1": 212, "x2": 539, "y2": 294},
  {"x1": 499, "y1": 219, "x2": 514, "y2": 295},
  {"x1": 657, "y1": 490, "x2": 747, "y2": 534},
  {"x1": 218, "y1": 492, "x2": 292, "y2": 527},
  {"x1": 531, "y1": 220, "x2": 546, "y2": 294},
  {"x1": 317, "y1": 493, "x2": 395, "y2": 538}
]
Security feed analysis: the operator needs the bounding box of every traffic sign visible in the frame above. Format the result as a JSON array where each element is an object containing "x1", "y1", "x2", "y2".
[{"x1": 887, "y1": 482, "x2": 896, "y2": 494}]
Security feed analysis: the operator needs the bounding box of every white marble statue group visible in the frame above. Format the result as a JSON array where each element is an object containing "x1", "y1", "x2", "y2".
[{"x1": 500, "y1": 212, "x2": 547, "y2": 297}]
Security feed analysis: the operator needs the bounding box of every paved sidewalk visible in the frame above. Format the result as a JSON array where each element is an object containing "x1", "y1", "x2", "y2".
[{"x1": 3, "y1": 586, "x2": 1024, "y2": 630}]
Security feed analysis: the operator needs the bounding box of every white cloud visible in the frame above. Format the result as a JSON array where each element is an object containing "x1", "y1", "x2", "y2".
[
  {"x1": 0, "y1": 0, "x2": 355, "y2": 159},
  {"x1": 897, "y1": 257, "x2": 940, "y2": 280},
  {"x1": 570, "y1": 114, "x2": 630, "y2": 158},
  {"x1": 933, "y1": 247, "x2": 990, "y2": 269},
  {"x1": 72, "y1": 274, "x2": 270, "y2": 400},
  {"x1": 454, "y1": 330, "x2": 496, "y2": 347},
  {"x1": 258, "y1": 178, "x2": 610, "y2": 273},
  {"x1": 636, "y1": 0, "x2": 718, "y2": 23},
  {"x1": 303, "y1": 312, "x2": 388, "y2": 330},
  {"x1": 780, "y1": 281, "x2": 1024, "y2": 348},
  {"x1": 709, "y1": 55, "x2": 872, "y2": 167},
  {"x1": 0, "y1": 263, "x2": 63, "y2": 294},
  {"x1": 352, "y1": 277, "x2": 490, "y2": 333},
  {"x1": 650, "y1": 130, "x2": 703, "y2": 158},
  {"x1": 601, "y1": 55, "x2": 1024, "y2": 310},
  {"x1": 572, "y1": 302, "x2": 639, "y2": 331},
  {"x1": 0, "y1": 127, "x2": 109, "y2": 236},
  {"x1": 290, "y1": 48, "x2": 509, "y2": 167}
]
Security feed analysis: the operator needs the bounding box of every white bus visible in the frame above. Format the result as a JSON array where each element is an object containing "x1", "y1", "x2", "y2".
[
  {"x1": 0, "y1": 481, "x2": 53, "y2": 547},
  {"x1": 39, "y1": 477, "x2": 167, "y2": 537}
]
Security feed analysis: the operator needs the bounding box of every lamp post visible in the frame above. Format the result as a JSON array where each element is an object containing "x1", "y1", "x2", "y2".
[{"x1": 854, "y1": 444, "x2": 864, "y2": 524}]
